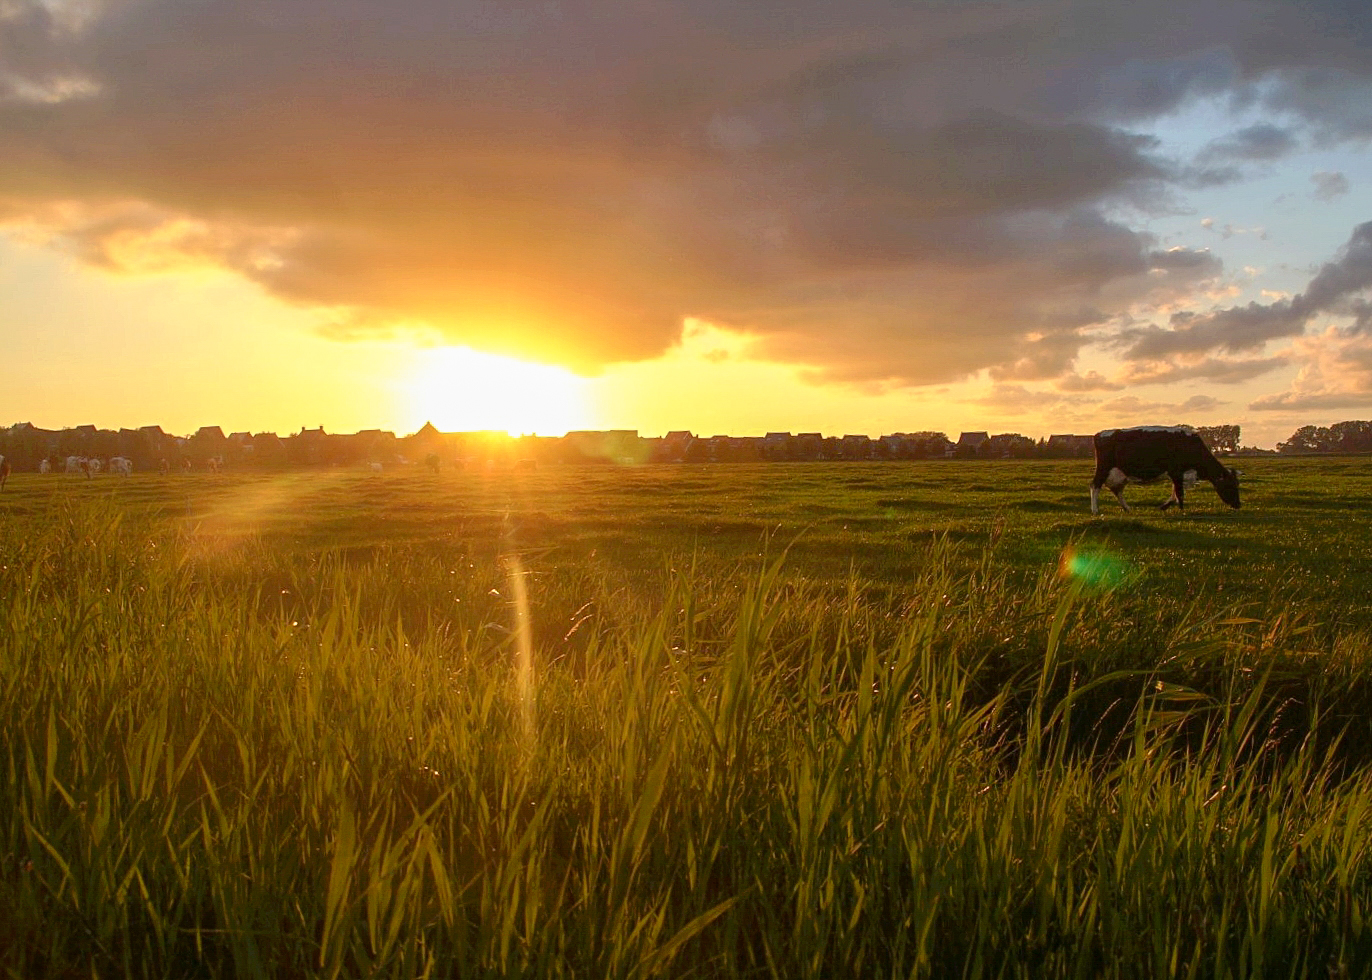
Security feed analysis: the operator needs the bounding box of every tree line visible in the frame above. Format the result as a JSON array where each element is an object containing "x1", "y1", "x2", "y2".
[{"x1": 1278, "y1": 421, "x2": 1372, "y2": 454}]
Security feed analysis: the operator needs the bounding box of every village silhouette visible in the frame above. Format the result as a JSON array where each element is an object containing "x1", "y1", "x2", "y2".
[{"x1": 2, "y1": 420, "x2": 1327, "y2": 473}]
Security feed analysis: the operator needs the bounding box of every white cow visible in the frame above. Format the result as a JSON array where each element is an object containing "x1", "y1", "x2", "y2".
[
  {"x1": 108, "y1": 456, "x2": 133, "y2": 476},
  {"x1": 39, "y1": 458, "x2": 51, "y2": 474},
  {"x1": 66, "y1": 455, "x2": 93, "y2": 478},
  {"x1": 87, "y1": 458, "x2": 103, "y2": 475}
]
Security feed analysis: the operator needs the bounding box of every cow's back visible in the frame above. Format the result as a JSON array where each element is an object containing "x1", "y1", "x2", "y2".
[{"x1": 1095, "y1": 427, "x2": 1202, "y2": 482}]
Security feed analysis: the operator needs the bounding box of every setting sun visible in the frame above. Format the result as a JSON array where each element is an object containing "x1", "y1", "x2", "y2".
[{"x1": 406, "y1": 346, "x2": 596, "y2": 436}]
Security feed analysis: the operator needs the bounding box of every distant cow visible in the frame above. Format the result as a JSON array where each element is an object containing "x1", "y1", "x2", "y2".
[
  {"x1": 1091, "y1": 426, "x2": 1241, "y2": 515},
  {"x1": 39, "y1": 458, "x2": 51, "y2": 474},
  {"x1": 108, "y1": 456, "x2": 133, "y2": 476},
  {"x1": 0, "y1": 455, "x2": 9, "y2": 491}
]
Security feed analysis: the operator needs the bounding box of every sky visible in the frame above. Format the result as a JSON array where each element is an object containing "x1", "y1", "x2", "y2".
[{"x1": 4, "y1": 0, "x2": 1372, "y2": 447}]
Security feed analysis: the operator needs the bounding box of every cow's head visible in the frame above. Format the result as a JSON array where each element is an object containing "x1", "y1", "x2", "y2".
[{"x1": 1215, "y1": 467, "x2": 1241, "y2": 509}]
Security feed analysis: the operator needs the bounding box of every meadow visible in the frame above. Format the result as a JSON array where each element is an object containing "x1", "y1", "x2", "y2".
[{"x1": 4, "y1": 457, "x2": 1372, "y2": 977}]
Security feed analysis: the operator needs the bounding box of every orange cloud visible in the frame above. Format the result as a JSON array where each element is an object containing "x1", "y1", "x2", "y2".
[{"x1": 2, "y1": 0, "x2": 1369, "y2": 389}]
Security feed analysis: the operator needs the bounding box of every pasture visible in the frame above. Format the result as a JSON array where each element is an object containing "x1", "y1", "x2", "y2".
[{"x1": 4, "y1": 457, "x2": 1372, "y2": 977}]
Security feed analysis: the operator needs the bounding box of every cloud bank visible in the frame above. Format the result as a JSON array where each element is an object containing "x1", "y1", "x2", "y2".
[
  {"x1": 3, "y1": 0, "x2": 1372, "y2": 383},
  {"x1": 1121, "y1": 221, "x2": 1372, "y2": 361}
]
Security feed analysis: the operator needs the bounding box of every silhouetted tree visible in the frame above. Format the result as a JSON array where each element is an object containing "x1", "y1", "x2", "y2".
[
  {"x1": 1195, "y1": 425, "x2": 1240, "y2": 454},
  {"x1": 902, "y1": 432, "x2": 952, "y2": 458},
  {"x1": 988, "y1": 433, "x2": 1037, "y2": 458},
  {"x1": 1275, "y1": 422, "x2": 1372, "y2": 453},
  {"x1": 1330, "y1": 420, "x2": 1372, "y2": 451},
  {"x1": 1279, "y1": 425, "x2": 1325, "y2": 453}
]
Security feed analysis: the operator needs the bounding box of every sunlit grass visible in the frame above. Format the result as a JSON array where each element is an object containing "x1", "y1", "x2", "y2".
[{"x1": 3, "y1": 461, "x2": 1372, "y2": 976}]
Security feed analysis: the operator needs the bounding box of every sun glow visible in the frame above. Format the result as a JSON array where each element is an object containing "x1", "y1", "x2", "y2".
[{"x1": 407, "y1": 346, "x2": 595, "y2": 436}]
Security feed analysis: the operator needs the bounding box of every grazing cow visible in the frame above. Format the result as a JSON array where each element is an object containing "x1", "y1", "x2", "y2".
[
  {"x1": 0, "y1": 455, "x2": 9, "y2": 491},
  {"x1": 368, "y1": 461, "x2": 383, "y2": 472},
  {"x1": 1091, "y1": 426, "x2": 1241, "y2": 515},
  {"x1": 108, "y1": 456, "x2": 133, "y2": 476},
  {"x1": 87, "y1": 458, "x2": 103, "y2": 475},
  {"x1": 39, "y1": 458, "x2": 51, "y2": 474},
  {"x1": 66, "y1": 455, "x2": 93, "y2": 478}
]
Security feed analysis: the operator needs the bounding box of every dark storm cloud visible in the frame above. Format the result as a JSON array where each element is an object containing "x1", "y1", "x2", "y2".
[
  {"x1": 1147, "y1": 246, "x2": 1224, "y2": 275},
  {"x1": 1199, "y1": 123, "x2": 1299, "y2": 162},
  {"x1": 1177, "y1": 394, "x2": 1228, "y2": 412},
  {"x1": 1120, "y1": 221, "x2": 1372, "y2": 360},
  {"x1": 1346, "y1": 298, "x2": 1372, "y2": 332},
  {"x1": 1, "y1": 0, "x2": 1371, "y2": 382},
  {"x1": 1312, "y1": 171, "x2": 1351, "y2": 200},
  {"x1": 1121, "y1": 356, "x2": 1288, "y2": 385},
  {"x1": 1124, "y1": 301, "x2": 1307, "y2": 359},
  {"x1": 1251, "y1": 69, "x2": 1372, "y2": 143}
]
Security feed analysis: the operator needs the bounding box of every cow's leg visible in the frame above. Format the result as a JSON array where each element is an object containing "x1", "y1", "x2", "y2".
[
  {"x1": 1161, "y1": 474, "x2": 1186, "y2": 511},
  {"x1": 1091, "y1": 479, "x2": 1132, "y2": 512},
  {"x1": 1090, "y1": 459, "x2": 1111, "y2": 516},
  {"x1": 1092, "y1": 463, "x2": 1130, "y2": 514},
  {"x1": 1102, "y1": 467, "x2": 1130, "y2": 512}
]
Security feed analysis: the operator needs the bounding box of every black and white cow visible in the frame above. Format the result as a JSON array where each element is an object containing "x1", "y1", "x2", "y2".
[{"x1": 1091, "y1": 426, "x2": 1241, "y2": 515}]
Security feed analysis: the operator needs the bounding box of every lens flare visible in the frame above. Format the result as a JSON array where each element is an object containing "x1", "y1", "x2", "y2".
[
  {"x1": 1058, "y1": 545, "x2": 1130, "y2": 589},
  {"x1": 502, "y1": 549, "x2": 535, "y2": 745}
]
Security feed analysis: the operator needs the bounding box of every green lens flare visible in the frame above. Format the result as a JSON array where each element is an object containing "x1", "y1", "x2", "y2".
[{"x1": 1059, "y1": 546, "x2": 1130, "y2": 589}]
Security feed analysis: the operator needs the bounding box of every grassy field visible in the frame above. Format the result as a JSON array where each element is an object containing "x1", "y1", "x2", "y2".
[{"x1": 4, "y1": 457, "x2": 1372, "y2": 977}]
